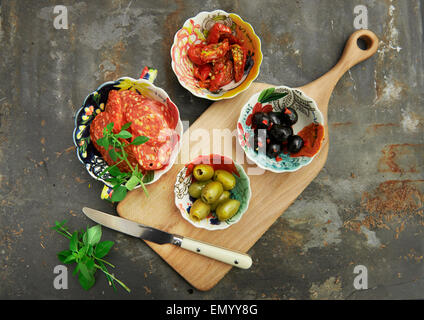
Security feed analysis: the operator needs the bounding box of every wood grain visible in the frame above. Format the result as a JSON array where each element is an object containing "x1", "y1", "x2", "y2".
[{"x1": 117, "y1": 30, "x2": 378, "y2": 291}]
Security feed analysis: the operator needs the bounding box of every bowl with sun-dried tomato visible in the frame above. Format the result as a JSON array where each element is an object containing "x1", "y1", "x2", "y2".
[{"x1": 171, "y1": 10, "x2": 262, "y2": 100}]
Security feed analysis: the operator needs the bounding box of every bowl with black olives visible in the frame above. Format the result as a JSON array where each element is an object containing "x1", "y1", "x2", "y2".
[
  {"x1": 237, "y1": 86, "x2": 325, "y2": 173},
  {"x1": 174, "y1": 154, "x2": 251, "y2": 230}
]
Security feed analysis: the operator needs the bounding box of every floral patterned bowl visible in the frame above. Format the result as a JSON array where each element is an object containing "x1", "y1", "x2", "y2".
[
  {"x1": 237, "y1": 86, "x2": 325, "y2": 173},
  {"x1": 73, "y1": 68, "x2": 183, "y2": 199},
  {"x1": 171, "y1": 10, "x2": 262, "y2": 100},
  {"x1": 174, "y1": 155, "x2": 251, "y2": 230}
]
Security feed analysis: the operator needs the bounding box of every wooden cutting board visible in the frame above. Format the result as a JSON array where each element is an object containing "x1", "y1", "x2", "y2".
[{"x1": 117, "y1": 30, "x2": 378, "y2": 291}]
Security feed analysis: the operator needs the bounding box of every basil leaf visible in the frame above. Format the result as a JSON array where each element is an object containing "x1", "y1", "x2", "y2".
[
  {"x1": 116, "y1": 130, "x2": 132, "y2": 139},
  {"x1": 109, "y1": 149, "x2": 118, "y2": 162},
  {"x1": 120, "y1": 122, "x2": 132, "y2": 131},
  {"x1": 261, "y1": 92, "x2": 288, "y2": 103},
  {"x1": 57, "y1": 250, "x2": 72, "y2": 263},
  {"x1": 106, "y1": 122, "x2": 114, "y2": 133},
  {"x1": 111, "y1": 185, "x2": 128, "y2": 202},
  {"x1": 78, "y1": 265, "x2": 95, "y2": 290},
  {"x1": 86, "y1": 225, "x2": 102, "y2": 246},
  {"x1": 69, "y1": 232, "x2": 79, "y2": 252},
  {"x1": 63, "y1": 255, "x2": 76, "y2": 264},
  {"x1": 258, "y1": 88, "x2": 275, "y2": 103},
  {"x1": 131, "y1": 136, "x2": 149, "y2": 145},
  {"x1": 95, "y1": 241, "x2": 114, "y2": 259},
  {"x1": 125, "y1": 175, "x2": 139, "y2": 191},
  {"x1": 96, "y1": 137, "x2": 109, "y2": 149}
]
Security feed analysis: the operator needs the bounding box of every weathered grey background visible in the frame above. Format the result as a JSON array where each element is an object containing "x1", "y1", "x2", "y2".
[{"x1": 0, "y1": 0, "x2": 423, "y2": 300}]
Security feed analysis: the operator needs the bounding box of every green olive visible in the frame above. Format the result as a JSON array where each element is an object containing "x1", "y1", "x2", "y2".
[
  {"x1": 188, "y1": 180, "x2": 211, "y2": 198},
  {"x1": 216, "y1": 199, "x2": 240, "y2": 221},
  {"x1": 213, "y1": 170, "x2": 236, "y2": 191},
  {"x1": 210, "y1": 190, "x2": 231, "y2": 211},
  {"x1": 190, "y1": 199, "x2": 211, "y2": 222},
  {"x1": 193, "y1": 164, "x2": 214, "y2": 182},
  {"x1": 200, "y1": 181, "x2": 224, "y2": 204}
]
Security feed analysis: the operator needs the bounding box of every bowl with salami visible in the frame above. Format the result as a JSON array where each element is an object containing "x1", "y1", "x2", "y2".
[
  {"x1": 171, "y1": 10, "x2": 262, "y2": 100},
  {"x1": 237, "y1": 86, "x2": 325, "y2": 173},
  {"x1": 73, "y1": 67, "x2": 183, "y2": 201},
  {"x1": 174, "y1": 154, "x2": 251, "y2": 230}
]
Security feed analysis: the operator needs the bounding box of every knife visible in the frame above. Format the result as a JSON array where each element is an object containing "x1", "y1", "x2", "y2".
[{"x1": 82, "y1": 207, "x2": 252, "y2": 269}]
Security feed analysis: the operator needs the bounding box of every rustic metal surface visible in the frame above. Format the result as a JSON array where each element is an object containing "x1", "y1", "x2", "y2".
[{"x1": 0, "y1": 0, "x2": 423, "y2": 299}]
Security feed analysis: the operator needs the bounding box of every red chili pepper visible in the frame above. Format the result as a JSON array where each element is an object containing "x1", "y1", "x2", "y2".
[
  {"x1": 231, "y1": 44, "x2": 247, "y2": 82},
  {"x1": 188, "y1": 43, "x2": 206, "y2": 65},
  {"x1": 200, "y1": 39, "x2": 230, "y2": 64},
  {"x1": 284, "y1": 108, "x2": 292, "y2": 115},
  {"x1": 207, "y1": 23, "x2": 233, "y2": 44}
]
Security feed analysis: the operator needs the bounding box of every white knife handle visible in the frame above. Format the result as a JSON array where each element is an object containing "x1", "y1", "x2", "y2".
[{"x1": 178, "y1": 237, "x2": 252, "y2": 269}]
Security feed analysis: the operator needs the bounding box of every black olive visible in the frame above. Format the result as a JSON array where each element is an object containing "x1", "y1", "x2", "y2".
[
  {"x1": 269, "y1": 124, "x2": 293, "y2": 142},
  {"x1": 268, "y1": 112, "x2": 283, "y2": 126},
  {"x1": 288, "y1": 135, "x2": 304, "y2": 153},
  {"x1": 251, "y1": 112, "x2": 264, "y2": 128},
  {"x1": 282, "y1": 107, "x2": 298, "y2": 126},
  {"x1": 266, "y1": 143, "x2": 281, "y2": 158},
  {"x1": 252, "y1": 112, "x2": 270, "y2": 129}
]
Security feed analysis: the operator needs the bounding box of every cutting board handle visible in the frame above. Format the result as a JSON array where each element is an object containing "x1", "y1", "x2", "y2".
[{"x1": 299, "y1": 29, "x2": 379, "y2": 112}]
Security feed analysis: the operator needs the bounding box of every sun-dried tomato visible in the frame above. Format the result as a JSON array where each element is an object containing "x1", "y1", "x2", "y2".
[
  {"x1": 231, "y1": 44, "x2": 247, "y2": 83},
  {"x1": 187, "y1": 43, "x2": 205, "y2": 66},
  {"x1": 193, "y1": 64, "x2": 212, "y2": 82},
  {"x1": 207, "y1": 23, "x2": 233, "y2": 44},
  {"x1": 209, "y1": 59, "x2": 233, "y2": 92},
  {"x1": 200, "y1": 39, "x2": 230, "y2": 64}
]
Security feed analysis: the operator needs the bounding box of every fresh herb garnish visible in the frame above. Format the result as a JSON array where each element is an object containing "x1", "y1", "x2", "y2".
[
  {"x1": 258, "y1": 87, "x2": 288, "y2": 104},
  {"x1": 51, "y1": 220, "x2": 130, "y2": 292},
  {"x1": 97, "y1": 122, "x2": 150, "y2": 202}
]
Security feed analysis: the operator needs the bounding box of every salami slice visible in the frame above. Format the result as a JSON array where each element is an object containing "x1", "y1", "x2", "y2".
[
  {"x1": 131, "y1": 138, "x2": 173, "y2": 171},
  {"x1": 105, "y1": 90, "x2": 124, "y2": 133},
  {"x1": 90, "y1": 89, "x2": 178, "y2": 174},
  {"x1": 90, "y1": 111, "x2": 111, "y2": 151}
]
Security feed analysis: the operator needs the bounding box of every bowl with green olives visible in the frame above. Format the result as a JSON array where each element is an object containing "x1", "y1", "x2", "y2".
[
  {"x1": 237, "y1": 86, "x2": 325, "y2": 173},
  {"x1": 174, "y1": 154, "x2": 251, "y2": 230}
]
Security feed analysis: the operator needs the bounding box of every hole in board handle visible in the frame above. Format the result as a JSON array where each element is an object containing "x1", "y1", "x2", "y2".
[{"x1": 357, "y1": 35, "x2": 373, "y2": 51}]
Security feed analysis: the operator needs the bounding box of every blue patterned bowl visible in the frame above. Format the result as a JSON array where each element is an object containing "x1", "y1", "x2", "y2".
[
  {"x1": 237, "y1": 86, "x2": 325, "y2": 173},
  {"x1": 174, "y1": 155, "x2": 251, "y2": 230},
  {"x1": 73, "y1": 68, "x2": 183, "y2": 199}
]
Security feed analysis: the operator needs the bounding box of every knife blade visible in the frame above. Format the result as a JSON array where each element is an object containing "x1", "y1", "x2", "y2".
[{"x1": 82, "y1": 207, "x2": 252, "y2": 269}]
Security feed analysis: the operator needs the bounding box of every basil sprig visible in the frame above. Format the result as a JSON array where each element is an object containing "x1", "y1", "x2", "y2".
[
  {"x1": 97, "y1": 122, "x2": 151, "y2": 202},
  {"x1": 52, "y1": 220, "x2": 130, "y2": 292}
]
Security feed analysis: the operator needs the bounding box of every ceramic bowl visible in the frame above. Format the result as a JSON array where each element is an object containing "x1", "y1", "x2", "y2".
[
  {"x1": 237, "y1": 86, "x2": 325, "y2": 173},
  {"x1": 174, "y1": 154, "x2": 251, "y2": 230},
  {"x1": 73, "y1": 68, "x2": 183, "y2": 195},
  {"x1": 170, "y1": 10, "x2": 262, "y2": 100}
]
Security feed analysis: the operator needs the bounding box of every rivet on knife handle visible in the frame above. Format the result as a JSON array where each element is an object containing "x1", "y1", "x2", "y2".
[{"x1": 175, "y1": 236, "x2": 252, "y2": 269}]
